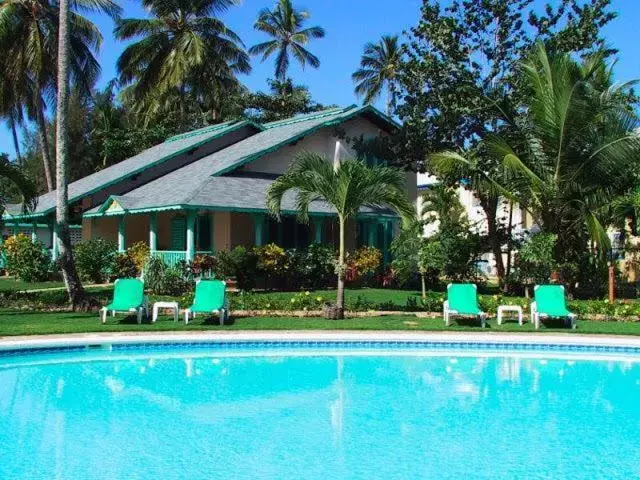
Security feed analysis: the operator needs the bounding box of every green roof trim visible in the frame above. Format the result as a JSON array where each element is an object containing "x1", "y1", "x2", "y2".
[
  {"x1": 263, "y1": 107, "x2": 349, "y2": 129},
  {"x1": 165, "y1": 120, "x2": 265, "y2": 143},
  {"x1": 213, "y1": 105, "x2": 399, "y2": 178},
  {"x1": 83, "y1": 203, "x2": 399, "y2": 219}
]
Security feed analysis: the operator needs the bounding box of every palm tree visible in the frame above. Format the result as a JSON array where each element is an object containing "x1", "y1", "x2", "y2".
[
  {"x1": 434, "y1": 43, "x2": 640, "y2": 270},
  {"x1": 54, "y1": 0, "x2": 89, "y2": 307},
  {"x1": 266, "y1": 153, "x2": 413, "y2": 318},
  {"x1": 115, "y1": 0, "x2": 249, "y2": 124},
  {"x1": 352, "y1": 35, "x2": 401, "y2": 115},
  {"x1": 0, "y1": 0, "x2": 120, "y2": 192},
  {"x1": 249, "y1": 0, "x2": 325, "y2": 81}
]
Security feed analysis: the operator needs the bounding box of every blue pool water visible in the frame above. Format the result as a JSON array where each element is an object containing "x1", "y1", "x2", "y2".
[{"x1": 1, "y1": 344, "x2": 640, "y2": 479}]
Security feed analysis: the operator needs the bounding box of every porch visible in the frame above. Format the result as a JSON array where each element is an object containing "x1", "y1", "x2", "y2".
[{"x1": 82, "y1": 209, "x2": 397, "y2": 266}]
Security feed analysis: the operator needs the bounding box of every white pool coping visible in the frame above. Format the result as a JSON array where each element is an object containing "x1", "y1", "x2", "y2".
[{"x1": 3, "y1": 330, "x2": 640, "y2": 352}]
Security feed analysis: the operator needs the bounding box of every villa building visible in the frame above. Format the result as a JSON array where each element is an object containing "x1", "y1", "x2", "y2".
[{"x1": 3, "y1": 106, "x2": 417, "y2": 265}]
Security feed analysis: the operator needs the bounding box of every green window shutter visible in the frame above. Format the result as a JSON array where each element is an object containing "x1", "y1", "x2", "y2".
[{"x1": 170, "y1": 216, "x2": 186, "y2": 250}]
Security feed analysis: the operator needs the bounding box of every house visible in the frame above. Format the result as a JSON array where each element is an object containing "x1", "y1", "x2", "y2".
[
  {"x1": 2, "y1": 106, "x2": 417, "y2": 266},
  {"x1": 416, "y1": 173, "x2": 533, "y2": 276}
]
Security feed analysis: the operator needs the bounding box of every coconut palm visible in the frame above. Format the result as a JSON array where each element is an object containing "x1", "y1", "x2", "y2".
[
  {"x1": 0, "y1": 0, "x2": 120, "y2": 192},
  {"x1": 352, "y1": 35, "x2": 402, "y2": 115},
  {"x1": 249, "y1": 0, "x2": 325, "y2": 81},
  {"x1": 54, "y1": 0, "x2": 87, "y2": 306},
  {"x1": 266, "y1": 153, "x2": 413, "y2": 318},
  {"x1": 115, "y1": 0, "x2": 249, "y2": 123},
  {"x1": 434, "y1": 43, "x2": 640, "y2": 266}
]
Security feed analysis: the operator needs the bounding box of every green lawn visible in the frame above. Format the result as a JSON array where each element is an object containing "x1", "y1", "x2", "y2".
[
  {"x1": 0, "y1": 277, "x2": 109, "y2": 292},
  {"x1": 2, "y1": 309, "x2": 640, "y2": 336}
]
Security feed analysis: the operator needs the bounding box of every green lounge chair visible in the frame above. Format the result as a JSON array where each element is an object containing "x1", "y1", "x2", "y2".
[
  {"x1": 531, "y1": 284, "x2": 577, "y2": 329},
  {"x1": 184, "y1": 279, "x2": 228, "y2": 325},
  {"x1": 444, "y1": 283, "x2": 486, "y2": 328},
  {"x1": 100, "y1": 278, "x2": 148, "y2": 324}
]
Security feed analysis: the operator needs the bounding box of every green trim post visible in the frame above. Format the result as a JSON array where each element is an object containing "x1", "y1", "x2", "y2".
[
  {"x1": 118, "y1": 217, "x2": 126, "y2": 252},
  {"x1": 149, "y1": 212, "x2": 157, "y2": 253},
  {"x1": 51, "y1": 221, "x2": 59, "y2": 260},
  {"x1": 252, "y1": 214, "x2": 265, "y2": 246},
  {"x1": 383, "y1": 220, "x2": 392, "y2": 265},
  {"x1": 186, "y1": 211, "x2": 196, "y2": 262},
  {"x1": 367, "y1": 221, "x2": 376, "y2": 247},
  {"x1": 313, "y1": 217, "x2": 323, "y2": 244}
]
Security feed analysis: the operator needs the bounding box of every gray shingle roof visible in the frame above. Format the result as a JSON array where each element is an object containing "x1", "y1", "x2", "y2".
[
  {"x1": 4, "y1": 120, "x2": 256, "y2": 218},
  {"x1": 85, "y1": 105, "x2": 393, "y2": 215},
  {"x1": 7, "y1": 104, "x2": 399, "y2": 220},
  {"x1": 85, "y1": 175, "x2": 394, "y2": 216}
]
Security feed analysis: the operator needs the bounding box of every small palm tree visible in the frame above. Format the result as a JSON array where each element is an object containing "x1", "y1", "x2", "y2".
[
  {"x1": 115, "y1": 0, "x2": 249, "y2": 122},
  {"x1": 249, "y1": 0, "x2": 325, "y2": 81},
  {"x1": 266, "y1": 152, "x2": 414, "y2": 318},
  {"x1": 352, "y1": 35, "x2": 401, "y2": 115}
]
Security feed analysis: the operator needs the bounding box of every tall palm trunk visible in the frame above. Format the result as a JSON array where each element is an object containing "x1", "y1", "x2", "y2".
[
  {"x1": 336, "y1": 214, "x2": 346, "y2": 318},
  {"x1": 8, "y1": 114, "x2": 22, "y2": 166},
  {"x1": 35, "y1": 96, "x2": 54, "y2": 192},
  {"x1": 55, "y1": 0, "x2": 87, "y2": 309}
]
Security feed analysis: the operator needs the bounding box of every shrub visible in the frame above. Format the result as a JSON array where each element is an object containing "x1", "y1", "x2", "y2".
[
  {"x1": 144, "y1": 256, "x2": 192, "y2": 296},
  {"x1": 291, "y1": 243, "x2": 336, "y2": 289},
  {"x1": 346, "y1": 246, "x2": 382, "y2": 284},
  {"x1": 127, "y1": 242, "x2": 150, "y2": 274},
  {"x1": 1, "y1": 234, "x2": 51, "y2": 282},
  {"x1": 515, "y1": 232, "x2": 558, "y2": 285},
  {"x1": 255, "y1": 243, "x2": 289, "y2": 287},
  {"x1": 74, "y1": 238, "x2": 117, "y2": 283},
  {"x1": 214, "y1": 246, "x2": 258, "y2": 290},
  {"x1": 192, "y1": 254, "x2": 217, "y2": 278},
  {"x1": 112, "y1": 253, "x2": 138, "y2": 279}
]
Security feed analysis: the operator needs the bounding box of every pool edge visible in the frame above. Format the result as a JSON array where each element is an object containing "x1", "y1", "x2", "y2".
[{"x1": 3, "y1": 330, "x2": 640, "y2": 352}]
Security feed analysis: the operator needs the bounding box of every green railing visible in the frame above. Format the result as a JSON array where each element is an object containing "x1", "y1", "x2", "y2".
[
  {"x1": 153, "y1": 251, "x2": 186, "y2": 267},
  {"x1": 152, "y1": 250, "x2": 213, "y2": 267}
]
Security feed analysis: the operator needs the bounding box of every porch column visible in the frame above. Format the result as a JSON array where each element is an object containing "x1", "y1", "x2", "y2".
[
  {"x1": 313, "y1": 217, "x2": 323, "y2": 244},
  {"x1": 367, "y1": 220, "x2": 376, "y2": 247},
  {"x1": 149, "y1": 212, "x2": 157, "y2": 253},
  {"x1": 252, "y1": 214, "x2": 265, "y2": 246},
  {"x1": 186, "y1": 211, "x2": 196, "y2": 262},
  {"x1": 383, "y1": 220, "x2": 392, "y2": 265},
  {"x1": 118, "y1": 216, "x2": 126, "y2": 252},
  {"x1": 51, "y1": 221, "x2": 59, "y2": 261},
  {"x1": 31, "y1": 221, "x2": 38, "y2": 243}
]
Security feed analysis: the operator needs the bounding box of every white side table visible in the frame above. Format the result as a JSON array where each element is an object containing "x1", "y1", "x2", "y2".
[
  {"x1": 497, "y1": 305, "x2": 523, "y2": 326},
  {"x1": 152, "y1": 301, "x2": 179, "y2": 323}
]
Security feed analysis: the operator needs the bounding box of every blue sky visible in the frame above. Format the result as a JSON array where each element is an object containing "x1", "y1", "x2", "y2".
[{"x1": 1, "y1": 0, "x2": 639, "y2": 158}]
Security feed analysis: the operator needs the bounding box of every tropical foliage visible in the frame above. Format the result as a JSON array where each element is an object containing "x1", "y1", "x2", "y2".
[
  {"x1": 249, "y1": 0, "x2": 325, "y2": 80},
  {"x1": 266, "y1": 152, "x2": 413, "y2": 317},
  {"x1": 352, "y1": 35, "x2": 401, "y2": 114},
  {"x1": 115, "y1": 0, "x2": 249, "y2": 126}
]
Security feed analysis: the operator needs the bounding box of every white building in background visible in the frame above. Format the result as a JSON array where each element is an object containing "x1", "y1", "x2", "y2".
[{"x1": 416, "y1": 173, "x2": 534, "y2": 277}]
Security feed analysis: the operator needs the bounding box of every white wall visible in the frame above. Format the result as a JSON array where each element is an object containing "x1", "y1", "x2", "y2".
[
  {"x1": 243, "y1": 117, "x2": 418, "y2": 205},
  {"x1": 417, "y1": 172, "x2": 531, "y2": 276}
]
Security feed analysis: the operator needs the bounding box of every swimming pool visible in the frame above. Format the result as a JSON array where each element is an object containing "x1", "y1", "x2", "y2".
[{"x1": 1, "y1": 336, "x2": 640, "y2": 479}]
